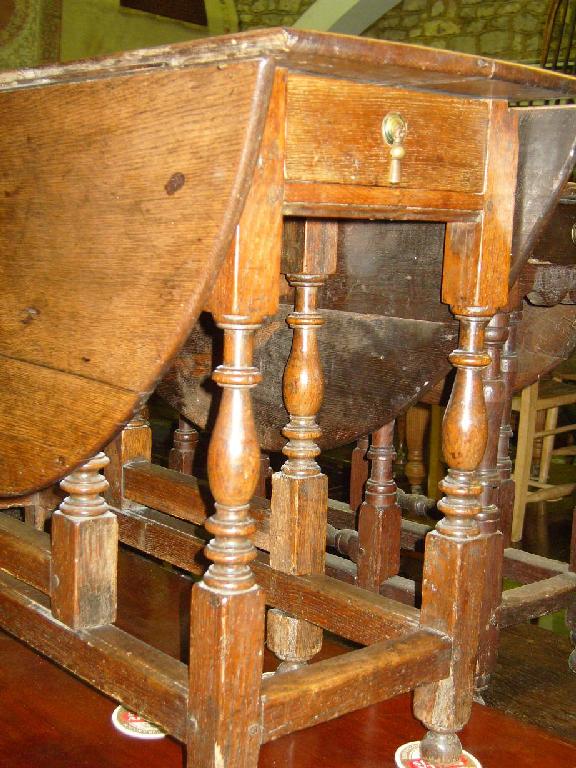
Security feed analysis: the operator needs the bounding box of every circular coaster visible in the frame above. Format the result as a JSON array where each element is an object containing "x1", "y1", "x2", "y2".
[
  {"x1": 395, "y1": 742, "x2": 482, "y2": 768},
  {"x1": 111, "y1": 705, "x2": 166, "y2": 740}
]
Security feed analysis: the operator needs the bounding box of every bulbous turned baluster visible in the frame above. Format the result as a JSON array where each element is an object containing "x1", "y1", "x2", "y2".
[
  {"x1": 281, "y1": 274, "x2": 325, "y2": 479},
  {"x1": 51, "y1": 451, "x2": 118, "y2": 629},
  {"x1": 268, "y1": 272, "x2": 327, "y2": 672},
  {"x1": 436, "y1": 317, "x2": 491, "y2": 541},
  {"x1": 497, "y1": 308, "x2": 520, "y2": 546},
  {"x1": 60, "y1": 452, "x2": 110, "y2": 517},
  {"x1": 188, "y1": 319, "x2": 266, "y2": 768},
  {"x1": 415, "y1": 314, "x2": 491, "y2": 765},
  {"x1": 357, "y1": 421, "x2": 401, "y2": 590},
  {"x1": 203, "y1": 323, "x2": 261, "y2": 594}
]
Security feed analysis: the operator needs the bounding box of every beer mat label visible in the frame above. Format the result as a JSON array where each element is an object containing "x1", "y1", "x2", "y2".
[
  {"x1": 111, "y1": 705, "x2": 166, "y2": 740},
  {"x1": 395, "y1": 742, "x2": 482, "y2": 768}
]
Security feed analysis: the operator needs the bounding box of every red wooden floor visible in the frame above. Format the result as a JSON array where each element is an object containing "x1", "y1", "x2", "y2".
[{"x1": 1, "y1": 547, "x2": 575, "y2": 768}]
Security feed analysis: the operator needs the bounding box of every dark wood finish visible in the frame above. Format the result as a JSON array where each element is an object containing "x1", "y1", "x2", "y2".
[
  {"x1": 188, "y1": 68, "x2": 285, "y2": 768},
  {"x1": 510, "y1": 108, "x2": 576, "y2": 283},
  {"x1": 260, "y1": 630, "x2": 451, "y2": 742},
  {"x1": 4, "y1": 27, "x2": 575, "y2": 99},
  {"x1": 51, "y1": 453, "x2": 118, "y2": 629},
  {"x1": 161, "y1": 246, "x2": 576, "y2": 457},
  {"x1": 285, "y1": 76, "x2": 488, "y2": 193},
  {"x1": 2, "y1": 27, "x2": 576, "y2": 768},
  {"x1": 268, "y1": 220, "x2": 336, "y2": 671},
  {"x1": 106, "y1": 409, "x2": 152, "y2": 510},
  {"x1": 2, "y1": 623, "x2": 576, "y2": 768},
  {"x1": 0, "y1": 515, "x2": 51, "y2": 592},
  {"x1": 115, "y1": 504, "x2": 421, "y2": 645},
  {"x1": 414, "y1": 313, "x2": 495, "y2": 763},
  {"x1": 356, "y1": 422, "x2": 401, "y2": 589},
  {"x1": 168, "y1": 417, "x2": 200, "y2": 476},
  {"x1": 0, "y1": 570, "x2": 188, "y2": 742},
  {"x1": 530, "y1": 192, "x2": 576, "y2": 267},
  {"x1": 503, "y1": 546, "x2": 569, "y2": 583},
  {"x1": 123, "y1": 461, "x2": 274, "y2": 547},
  {"x1": 499, "y1": 573, "x2": 576, "y2": 627}
]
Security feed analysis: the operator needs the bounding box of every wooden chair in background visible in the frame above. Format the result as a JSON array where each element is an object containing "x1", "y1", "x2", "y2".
[
  {"x1": 511, "y1": 377, "x2": 576, "y2": 542},
  {"x1": 541, "y1": 0, "x2": 576, "y2": 74}
]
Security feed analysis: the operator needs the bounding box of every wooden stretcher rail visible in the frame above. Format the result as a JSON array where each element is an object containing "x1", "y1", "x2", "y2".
[
  {"x1": 499, "y1": 573, "x2": 576, "y2": 627},
  {"x1": 0, "y1": 515, "x2": 50, "y2": 593},
  {"x1": 115, "y1": 506, "x2": 421, "y2": 645},
  {"x1": 123, "y1": 461, "x2": 270, "y2": 550},
  {"x1": 502, "y1": 548, "x2": 569, "y2": 583},
  {"x1": 260, "y1": 629, "x2": 451, "y2": 743},
  {"x1": 0, "y1": 570, "x2": 188, "y2": 741},
  {"x1": 0, "y1": 567, "x2": 451, "y2": 750},
  {"x1": 123, "y1": 461, "x2": 431, "y2": 557}
]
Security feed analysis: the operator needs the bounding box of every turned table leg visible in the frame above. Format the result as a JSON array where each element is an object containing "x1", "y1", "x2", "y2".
[
  {"x1": 413, "y1": 314, "x2": 491, "y2": 764},
  {"x1": 497, "y1": 307, "x2": 520, "y2": 547},
  {"x1": 169, "y1": 416, "x2": 199, "y2": 476},
  {"x1": 356, "y1": 421, "x2": 401, "y2": 590},
  {"x1": 405, "y1": 405, "x2": 430, "y2": 494},
  {"x1": 188, "y1": 319, "x2": 265, "y2": 767},
  {"x1": 268, "y1": 219, "x2": 337, "y2": 673},
  {"x1": 475, "y1": 313, "x2": 508, "y2": 691},
  {"x1": 267, "y1": 272, "x2": 327, "y2": 672}
]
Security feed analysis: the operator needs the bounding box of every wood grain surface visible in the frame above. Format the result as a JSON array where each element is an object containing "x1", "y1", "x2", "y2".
[
  {"x1": 159, "y1": 213, "x2": 576, "y2": 450},
  {"x1": 0, "y1": 58, "x2": 274, "y2": 495},
  {"x1": 286, "y1": 75, "x2": 487, "y2": 193}
]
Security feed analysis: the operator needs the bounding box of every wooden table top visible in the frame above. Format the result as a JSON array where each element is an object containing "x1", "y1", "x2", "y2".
[
  {"x1": 2, "y1": 27, "x2": 576, "y2": 101},
  {"x1": 2, "y1": 29, "x2": 575, "y2": 495}
]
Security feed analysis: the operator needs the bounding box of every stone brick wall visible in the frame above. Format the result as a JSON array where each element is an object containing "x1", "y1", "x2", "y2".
[
  {"x1": 364, "y1": 0, "x2": 548, "y2": 62},
  {"x1": 236, "y1": 0, "x2": 315, "y2": 30},
  {"x1": 235, "y1": 0, "x2": 548, "y2": 63}
]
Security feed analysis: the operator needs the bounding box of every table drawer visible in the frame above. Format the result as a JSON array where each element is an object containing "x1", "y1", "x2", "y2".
[{"x1": 285, "y1": 75, "x2": 489, "y2": 194}]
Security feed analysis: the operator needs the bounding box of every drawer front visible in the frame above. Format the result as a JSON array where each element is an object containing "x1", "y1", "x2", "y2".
[{"x1": 285, "y1": 75, "x2": 489, "y2": 194}]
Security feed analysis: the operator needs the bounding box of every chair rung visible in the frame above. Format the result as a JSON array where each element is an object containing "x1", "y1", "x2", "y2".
[{"x1": 534, "y1": 423, "x2": 576, "y2": 438}]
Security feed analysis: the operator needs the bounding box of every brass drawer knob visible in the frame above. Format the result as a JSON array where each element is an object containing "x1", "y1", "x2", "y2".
[{"x1": 382, "y1": 112, "x2": 407, "y2": 185}]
